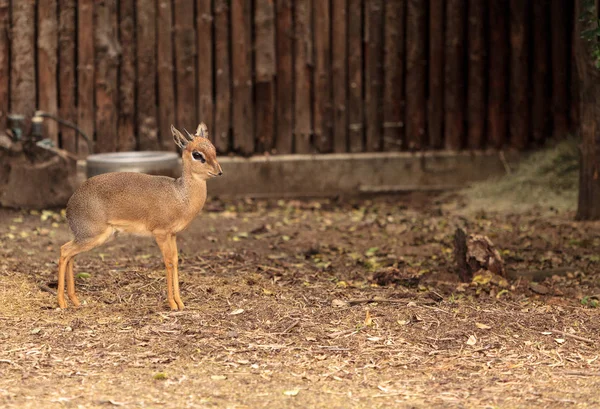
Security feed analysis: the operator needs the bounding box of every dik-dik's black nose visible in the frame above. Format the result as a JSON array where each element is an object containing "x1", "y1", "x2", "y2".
[{"x1": 218, "y1": 171, "x2": 223, "y2": 176}]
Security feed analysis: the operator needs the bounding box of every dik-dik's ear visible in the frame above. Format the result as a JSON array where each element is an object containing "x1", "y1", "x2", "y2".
[
  {"x1": 195, "y1": 122, "x2": 208, "y2": 138},
  {"x1": 171, "y1": 124, "x2": 189, "y2": 150}
]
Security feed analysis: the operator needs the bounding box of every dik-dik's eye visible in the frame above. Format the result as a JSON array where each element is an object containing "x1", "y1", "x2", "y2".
[{"x1": 192, "y1": 151, "x2": 206, "y2": 163}]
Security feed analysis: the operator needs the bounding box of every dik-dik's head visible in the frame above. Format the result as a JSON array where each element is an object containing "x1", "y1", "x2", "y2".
[{"x1": 171, "y1": 123, "x2": 223, "y2": 180}]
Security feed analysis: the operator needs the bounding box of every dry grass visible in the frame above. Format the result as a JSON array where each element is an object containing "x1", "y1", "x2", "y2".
[
  {"x1": 461, "y1": 138, "x2": 579, "y2": 214},
  {"x1": 0, "y1": 194, "x2": 599, "y2": 408}
]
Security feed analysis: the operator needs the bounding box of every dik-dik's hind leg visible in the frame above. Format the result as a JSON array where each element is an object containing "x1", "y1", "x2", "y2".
[
  {"x1": 57, "y1": 227, "x2": 114, "y2": 309},
  {"x1": 66, "y1": 258, "x2": 80, "y2": 307}
]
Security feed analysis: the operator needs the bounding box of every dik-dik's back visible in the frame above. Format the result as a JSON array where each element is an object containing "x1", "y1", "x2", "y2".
[
  {"x1": 56, "y1": 123, "x2": 222, "y2": 311},
  {"x1": 67, "y1": 172, "x2": 206, "y2": 240}
]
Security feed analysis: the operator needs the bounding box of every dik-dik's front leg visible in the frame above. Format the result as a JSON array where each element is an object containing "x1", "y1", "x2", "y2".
[{"x1": 155, "y1": 233, "x2": 184, "y2": 311}]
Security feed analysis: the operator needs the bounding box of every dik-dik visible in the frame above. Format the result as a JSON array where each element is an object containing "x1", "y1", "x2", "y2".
[{"x1": 57, "y1": 123, "x2": 222, "y2": 310}]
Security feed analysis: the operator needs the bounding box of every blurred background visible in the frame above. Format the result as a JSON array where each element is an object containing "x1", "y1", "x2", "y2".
[{"x1": 0, "y1": 0, "x2": 577, "y2": 156}]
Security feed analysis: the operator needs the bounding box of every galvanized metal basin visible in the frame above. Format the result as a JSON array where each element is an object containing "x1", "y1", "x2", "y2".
[{"x1": 86, "y1": 151, "x2": 181, "y2": 179}]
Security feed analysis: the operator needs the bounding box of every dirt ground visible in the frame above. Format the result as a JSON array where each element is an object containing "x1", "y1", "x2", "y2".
[{"x1": 1, "y1": 193, "x2": 599, "y2": 408}]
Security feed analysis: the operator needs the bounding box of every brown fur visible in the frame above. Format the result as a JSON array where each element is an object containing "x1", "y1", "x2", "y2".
[{"x1": 57, "y1": 123, "x2": 222, "y2": 310}]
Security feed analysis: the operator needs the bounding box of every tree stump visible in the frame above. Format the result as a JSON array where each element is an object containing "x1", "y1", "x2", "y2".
[
  {"x1": 0, "y1": 136, "x2": 77, "y2": 209},
  {"x1": 453, "y1": 228, "x2": 505, "y2": 282}
]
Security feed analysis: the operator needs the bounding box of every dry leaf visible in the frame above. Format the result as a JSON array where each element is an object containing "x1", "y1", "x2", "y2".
[
  {"x1": 364, "y1": 310, "x2": 373, "y2": 326},
  {"x1": 230, "y1": 309, "x2": 245, "y2": 315},
  {"x1": 283, "y1": 389, "x2": 300, "y2": 396},
  {"x1": 211, "y1": 375, "x2": 227, "y2": 381},
  {"x1": 555, "y1": 338, "x2": 566, "y2": 344},
  {"x1": 331, "y1": 299, "x2": 348, "y2": 308},
  {"x1": 476, "y1": 323, "x2": 491, "y2": 330},
  {"x1": 466, "y1": 335, "x2": 477, "y2": 345}
]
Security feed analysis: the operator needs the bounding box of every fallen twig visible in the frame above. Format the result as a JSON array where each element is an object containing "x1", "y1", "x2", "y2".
[
  {"x1": 39, "y1": 283, "x2": 57, "y2": 296},
  {"x1": 550, "y1": 329, "x2": 595, "y2": 345},
  {"x1": 563, "y1": 371, "x2": 600, "y2": 377}
]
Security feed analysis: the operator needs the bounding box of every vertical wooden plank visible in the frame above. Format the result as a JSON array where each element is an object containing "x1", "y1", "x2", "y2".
[
  {"x1": 550, "y1": 0, "x2": 569, "y2": 137},
  {"x1": 570, "y1": 6, "x2": 579, "y2": 133},
  {"x1": 78, "y1": 0, "x2": 94, "y2": 155},
  {"x1": 58, "y1": 0, "x2": 77, "y2": 153},
  {"x1": 383, "y1": 0, "x2": 404, "y2": 151},
  {"x1": 174, "y1": 0, "x2": 197, "y2": 129},
  {"x1": 406, "y1": 0, "x2": 427, "y2": 150},
  {"x1": 94, "y1": 0, "x2": 119, "y2": 153},
  {"x1": 365, "y1": 0, "x2": 383, "y2": 151},
  {"x1": 197, "y1": 0, "x2": 213, "y2": 133},
  {"x1": 0, "y1": 0, "x2": 10, "y2": 132},
  {"x1": 331, "y1": 0, "x2": 347, "y2": 153},
  {"x1": 231, "y1": 0, "x2": 254, "y2": 154},
  {"x1": 255, "y1": 0, "x2": 276, "y2": 152},
  {"x1": 428, "y1": 0, "x2": 444, "y2": 149},
  {"x1": 487, "y1": 0, "x2": 508, "y2": 148},
  {"x1": 10, "y1": 1, "x2": 35, "y2": 132},
  {"x1": 118, "y1": 0, "x2": 136, "y2": 151},
  {"x1": 348, "y1": 0, "x2": 363, "y2": 153},
  {"x1": 313, "y1": 0, "x2": 331, "y2": 152},
  {"x1": 467, "y1": 0, "x2": 486, "y2": 149},
  {"x1": 532, "y1": 0, "x2": 550, "y2": 145},
  {"x1": 214, "y1": 0, "x2": 230, "y2": 152},
  {"x1": 509, "y1": 0, "x2": 530, "y2": 150},
  {"x1": 38, "y1": 0, "x2": 58, "y2": 144},
  {"x1": 444, "y1": 0, "x2": 466, "y2": 150},
  {"x1": 157, "y1": 0, "x2": 176, "y2": 151},
  {"x1": 136, "y1": 0, "x2": 158, "y2": 150},
  {"x1": 294, "y1": 0, "x2": 312, "y2": 153},
  {"x1": 276, "y1": 0, "x2": 293, "y2": 154}
]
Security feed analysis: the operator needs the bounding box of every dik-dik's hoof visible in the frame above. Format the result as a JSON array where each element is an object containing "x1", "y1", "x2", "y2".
[{"x1": 175, "y1": 299, "x2": 185, "y2": 310}]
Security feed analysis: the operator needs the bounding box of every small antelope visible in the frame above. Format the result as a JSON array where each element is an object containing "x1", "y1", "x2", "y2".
[{"x1": 57, "y1": 123, "x2": 222, "y2": 310}]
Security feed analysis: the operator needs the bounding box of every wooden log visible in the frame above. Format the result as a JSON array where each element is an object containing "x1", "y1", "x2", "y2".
[
  {"x1": 509, "y1": 0, "x2": 530, "y2": 150},
  {"x1": 174, "y1": 0, "x2": 197, "y2": 129},
  {"x1": 77, "y1": 0, "x2": 94, "y2": 155},
  {"x1": 157, "y1": 0, "x2": 176, "y2": 151},
  {"x1": 255, "y1": 0, "x2": 276, "y2": 153},
  {"x1": 118, "y1": 0, "x2": 136, "y2": 151},
  {"x1": 197, "y1": 0, "x2": 213, "y2": 135},
  {"x1": 531, "y1": 0, "x2": 550, "y2": 145},
  {"x1": 365, "y1": 0, "x2": 383, "y2": 152},
  {"x1": 406, "y1": 0, "x2": 427, "y2": 150},
  {"x1": 294, "y1": 0, "x2": 312, "y2": 154},
  {"x1": 550, "y1": 0, "x2": 569, "y2": 137},
  {"x1": 214, "y1": 0, "x2": 231, "y2": 152},
  {"x1": 383, "y1": 0, "x2": 404, "y2": 151},
  {"x1": 275, "y1": 0, "x2": 293, "y2": 154},
  {"x1": 428, "y1": 0, "x2": 443, "y2": 149},
  {"x1": 313, "y1": 0, "x2": 332, "y2": 152},
  {"x1": 487, "y1": 0, "x2": 508, "y2": 148},
  {"x1": 231, "y1": 0, "x2": 254, "y2": 155},
  {"x1": 467, "y1": 0, "x2": 486, "y2": 149},
  {"x1": 38, "y1": 0, "x2": 58, "y2": 145},
  {"x1": 348, "y1": 0, "x2": 363, "y2": 153},
  {"x1": 136, "y1": 0, "x2": 158, "y2": 150},
  {"x1": 331, "y1": 0, "x2": 347, "y2": 153},
  {"x1": 10, "y1": 1, "x2": 36, "y2": 133},
  {"x1": 0, "y1": 0, "x2": 9, "y2": 132},
  {"x1": 94, "y1": 0, "x2": 119, "y2": 153},
  {"x1": 58, "y1": 0, "x2": 77, "y2": 153}
]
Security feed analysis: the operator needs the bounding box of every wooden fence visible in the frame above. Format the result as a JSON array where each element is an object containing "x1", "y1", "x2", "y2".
[{"x1": 0, "y1": 0, "x2": 577, "y2": 156}]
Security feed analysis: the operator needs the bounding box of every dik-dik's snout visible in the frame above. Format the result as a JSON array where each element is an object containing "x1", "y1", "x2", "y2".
[{"x1": 211, "y1": 162, "x2": 223, "y2": 177}]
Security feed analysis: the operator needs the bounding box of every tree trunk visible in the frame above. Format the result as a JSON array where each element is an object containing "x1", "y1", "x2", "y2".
[{"x1": 575, "y1": 0, "x2": 600, "y2": 220}]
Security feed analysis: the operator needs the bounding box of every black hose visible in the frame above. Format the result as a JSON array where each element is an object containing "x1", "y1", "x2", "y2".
[{"x1": 34, "y1": 111, "x2": 94, "y2": 154}]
